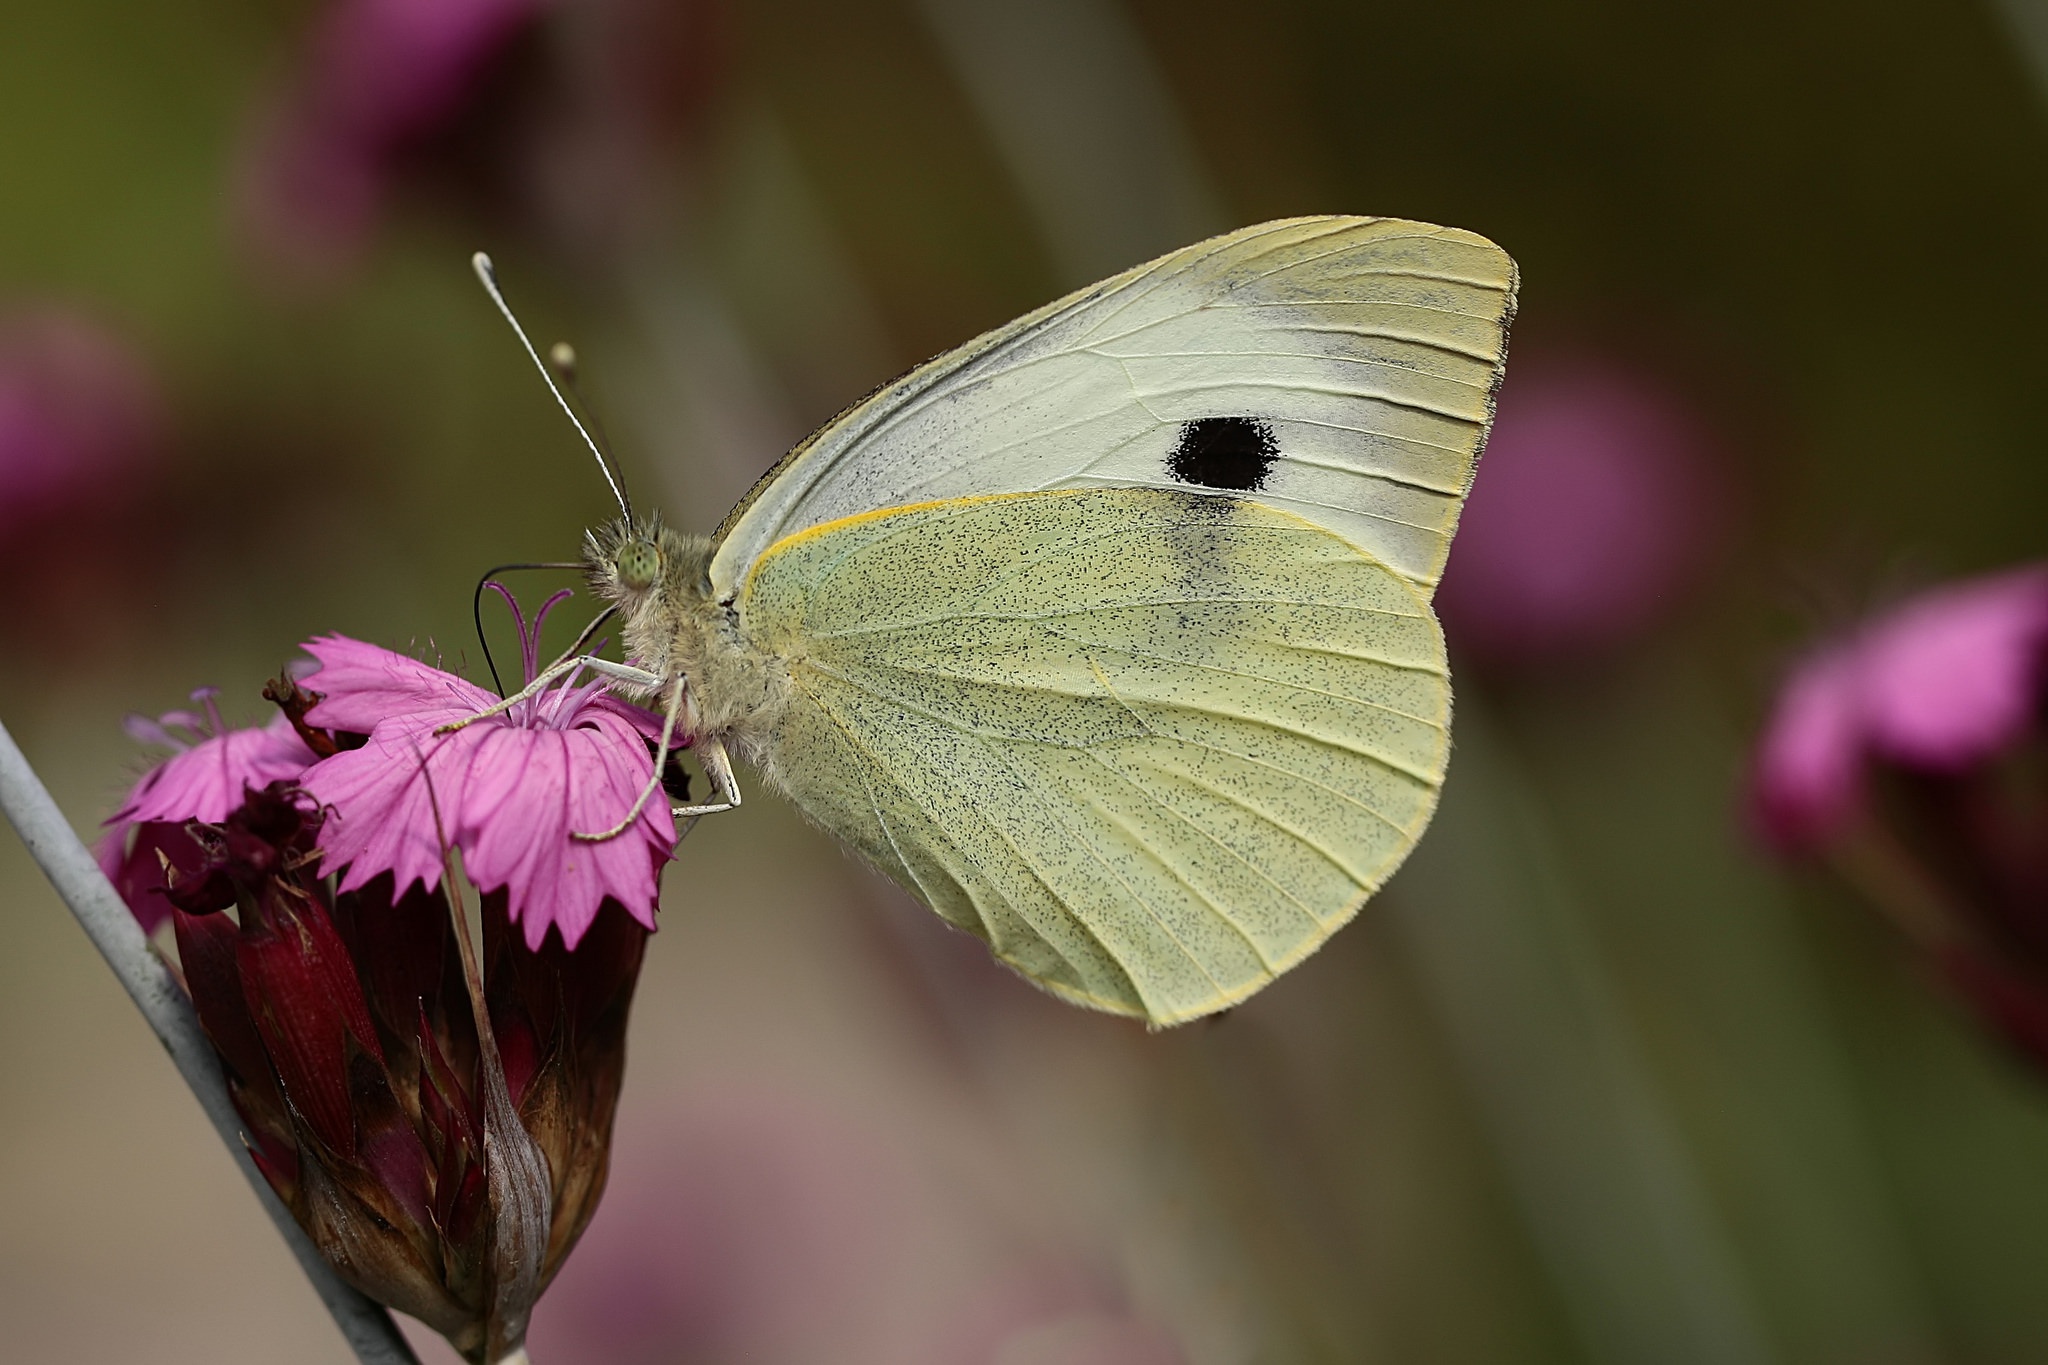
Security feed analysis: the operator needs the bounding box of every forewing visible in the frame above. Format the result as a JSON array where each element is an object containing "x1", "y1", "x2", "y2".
[
  {"x1": 741, "y1": 489, "x2": 1449, "y2": 1026},
  {"x1": 710, "y1": 216, "x2": 1516, "y2": 603}
]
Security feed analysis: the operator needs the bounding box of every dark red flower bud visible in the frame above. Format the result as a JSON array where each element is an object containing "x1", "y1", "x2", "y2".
[
  {"x1": 104, "y1": 617, "x2": 670, "y2": 1361},
  {"x1": 131, "y1": 781, "x2": 648, "y2": 1363}
]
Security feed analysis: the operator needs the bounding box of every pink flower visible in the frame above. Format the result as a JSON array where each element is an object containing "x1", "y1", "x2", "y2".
[
  {"x1": 1437, "y1": 355, "x2": 1726, "y2": 665},
  {"x1": 235, "y1": 0, "x2": 551, "y2": 276},
  {"x1": 1751, "y1": 563, "x2": 2048, "y2": 1076},
  {"x1": 525, "y1": 1091, "x2": 1190, "y2": 1365},
  {"x1": 96, "y1": 596, "x2": 663, "y2": 1356},
  {"x1": 232, "y1": 0, "x2": 721, "y2": 280},
  {"x1": 99, "y1": 693, "x2": 318, "y2": 933},
  {"x1": 298, "y1": 595, "x2": 673, "y2": 950},
  {"x1": 109, "y1": 697, "x2": 319, "y2": 828},
  {"x1": 1751, "y1": 566, "x2": 2048, "y2": 848},
  {"x1": 0, "y1": 308, "x2": 160, "y2": 544}
]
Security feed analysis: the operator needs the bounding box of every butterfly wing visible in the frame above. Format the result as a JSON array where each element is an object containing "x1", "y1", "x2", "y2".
[
  {"x1": 739, "y1": 488, "x2": 1448, "y2": 1025},
  {"x1": 709, "y1": 215, "x2": 1516, "y2": 603}
]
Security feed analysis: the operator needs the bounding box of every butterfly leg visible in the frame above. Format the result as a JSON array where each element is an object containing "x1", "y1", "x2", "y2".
[
  {"x1": 578, "y1": 657, "x2": 665, "y2": 691},
  {"x1": 574, "y1": 668, "x2": 692, "y2": 843},
  {"x1": 667, "y1": 732, "x2": 741, "y2": 844},
  {"x1": 674, "y1": 732, "x2": 741, "y2": 816},
  {"x1": 436, "y1": 655, "x2": 665, "y2": 735}
]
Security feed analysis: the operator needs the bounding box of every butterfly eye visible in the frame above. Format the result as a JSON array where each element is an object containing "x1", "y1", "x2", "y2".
[{"x1": 616, "y1": 539, "x2": 661, "y2": 592}]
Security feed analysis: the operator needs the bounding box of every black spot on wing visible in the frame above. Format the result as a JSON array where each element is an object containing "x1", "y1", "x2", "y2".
[{"x1": 1167, "y1": 417, "x2": 1279, "y2": 492}]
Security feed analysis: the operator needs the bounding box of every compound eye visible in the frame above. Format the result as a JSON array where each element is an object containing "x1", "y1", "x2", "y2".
[{"x1": 616, "y1": 539, "x2": 661, "y2": 592}]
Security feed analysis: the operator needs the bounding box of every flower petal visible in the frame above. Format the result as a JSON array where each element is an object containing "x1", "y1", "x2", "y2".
[
  {"x1": 299, "y1": 635, "x2": 671, "y2": 948},
  {"x1": 100, "y1": 820, "x2": 217, "y2": 934},
  {"x1": 304, "y1": 719, "x2": 482, "y2": 898},
  {"x1": 111, "y1": 713, "x2": 316, "y2": 827},
  {"x1": 301, "y1": 635, "x2": 492, "y2": 735},
  {"x1": 1858, "y1": 567, "x2": 2048, "y2": 769},
  {"x1": 1751, "y1": 643, "x2": 1866, "y2": 848}
]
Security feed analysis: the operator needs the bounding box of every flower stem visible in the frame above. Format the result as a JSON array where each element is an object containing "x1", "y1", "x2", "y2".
[
  {"x1": 1830, "y1": 819, "x2": 1974, "y2": 955},
  {"x1": 0, "y1": 717, "x2": 422, "y2": 1365}
]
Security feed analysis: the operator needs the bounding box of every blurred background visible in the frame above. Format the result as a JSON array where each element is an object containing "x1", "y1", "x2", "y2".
[{"x1": 6, "y1": 0, "x2": 2048, "y2": 1361}]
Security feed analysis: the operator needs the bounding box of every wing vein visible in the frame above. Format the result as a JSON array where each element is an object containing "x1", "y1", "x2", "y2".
[
  {"x1": 1047, "y1": 632, "x2": 1449, "y2": 727},
  {"x1": 793, "y1": 676, "x2": 1145, "y2": 1001},
  {"x1": 800, "y1": 656, "x2": 1443, "y2": 786},
  {"x1": 973, "y1": 733, "x2": 1243, "y2": 994}
]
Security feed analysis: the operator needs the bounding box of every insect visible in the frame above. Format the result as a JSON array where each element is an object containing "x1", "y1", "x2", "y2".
[{"x1": 466, "y1": 217, "x2": 1517, "y2": 1026}]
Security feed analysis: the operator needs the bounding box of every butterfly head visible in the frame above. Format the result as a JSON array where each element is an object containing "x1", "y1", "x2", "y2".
[
  {"x1": 588, "y1": 514, "x2": 675, "y2": 603},
  {"x1": 584, "y1": 511, "x2": 719, "y2": 627},
  {"x1": 583, "y1": 511, "x2": 773, "y2": 736}
]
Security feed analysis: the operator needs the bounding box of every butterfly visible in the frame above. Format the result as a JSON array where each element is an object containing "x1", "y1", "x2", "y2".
[{"x1": 473, "y1": 216, "x2": 1517, "y2": 1026}]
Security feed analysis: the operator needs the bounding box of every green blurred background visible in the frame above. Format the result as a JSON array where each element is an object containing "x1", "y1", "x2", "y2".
[{"x1": 6, "y1": 1, "x2": 2048, "y2": 1361}]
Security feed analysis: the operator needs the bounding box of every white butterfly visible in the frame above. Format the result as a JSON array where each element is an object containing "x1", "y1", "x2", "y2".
[{"x1": 475, "y1": 216, "x2": 1516, "y2": 1026}]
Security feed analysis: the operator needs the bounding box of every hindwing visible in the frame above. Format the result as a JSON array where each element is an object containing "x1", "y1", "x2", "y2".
[{"x1": 739, "y1": 488, "x2": 1449, "y2": 1025}]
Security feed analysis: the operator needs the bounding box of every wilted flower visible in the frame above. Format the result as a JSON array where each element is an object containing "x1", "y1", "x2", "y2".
[
  {"x1": 99, "y1": 594, "x2": 669, "y2": 1360},
  {"x1": 1437, "y1": 354, "x2": 1726, "y2": 666},
  {"x1": 1751, "y1": 565, "x2": 2048, "y2": 1067}
]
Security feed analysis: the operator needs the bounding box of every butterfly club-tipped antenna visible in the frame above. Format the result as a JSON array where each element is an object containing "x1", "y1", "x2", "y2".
[
  {"x1": 545, "y1": 339, "x2": 625, "y2": 474},
  {"x1": 470, "y1": 251, "x2": 634, "y2": 522}
]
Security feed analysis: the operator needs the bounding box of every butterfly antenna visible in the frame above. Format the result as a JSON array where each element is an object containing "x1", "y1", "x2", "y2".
[
  {"x1": 547, "y1": 340, "x2": 623, "y2": 473},
  {"x1": 471, "y1": 251, "x2": 634, "y2": 521}
]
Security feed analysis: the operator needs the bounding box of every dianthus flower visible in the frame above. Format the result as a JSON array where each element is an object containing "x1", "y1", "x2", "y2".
[
  {"x1": 1751, "y1": 565, "x2": 2048, "y2": 1068},
  {"x1": 233, "y1": 0, "x2": 717, "y2": 280},
  {"x1": 1753, "y1": 566, "x2": 2048, "y2": 847},
  {"x1": 98, "y1": 693, "x2": 318, "y2": 933},
  {"x1": 98, "y1": 589, "x2": 675, "y2": 1361},
  {"x1": 236, "y1": 0, "x2": 551, "y2": 274},
  {"x1": 299, "y1": 590, "x2": 674, "y2": 950},
  {"x1": 0, "y1": 307, "x2": 160, "y2": 546},
  {"x1": 103, "y1": 588, "x2": 673, "y2": 950}
]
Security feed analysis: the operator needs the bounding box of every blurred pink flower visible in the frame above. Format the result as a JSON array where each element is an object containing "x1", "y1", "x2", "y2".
[
  {"x1": 233, "y1": 0, "x2": 719, "y2": 278},
  {"x1": 1437, "y1": 355, "x2": 1725, "y2": 665},
  {"x1": 235, "y1": 0, "x2": 552, "y2": 275},
  {"x1": 525, "y1": 1092, "x2": 884, "y2": 1363},
  {"x1": 1752, "y1": 566, "x2": 2048, "y2": 848},
  {"x1": 298, "y1": 596, "x2": 673, "y2": 949},
  {"x1": 931, "y1": 1273, "x2": 1187, "y2": 1365},
  {"x1": 1751, "y1": 564, "x2": 2048, "y2": 1074},
  {"x1": 98, "y1": 694, "x2": 318, "y2": 933},
  {"x1": 0, "y1": 308, "x2": 160, "y2": 543}
]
